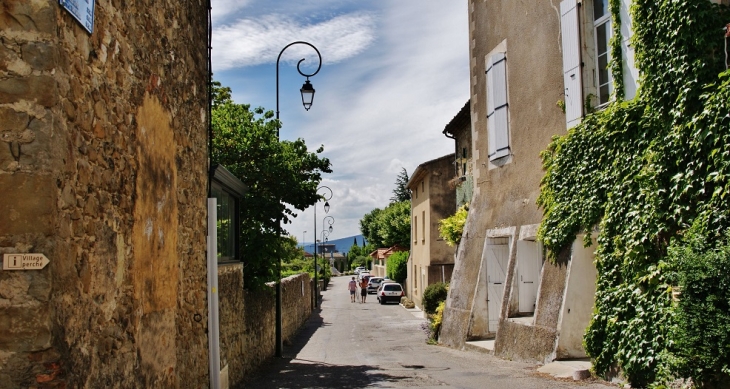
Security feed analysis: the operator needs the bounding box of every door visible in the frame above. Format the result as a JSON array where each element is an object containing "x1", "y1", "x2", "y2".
[
  {"x1": 517, "y1": 240, "x2": 542, "y2": 313},
  {"x1": 486, "y1": 238, "x2": 509, "y2": 332}
]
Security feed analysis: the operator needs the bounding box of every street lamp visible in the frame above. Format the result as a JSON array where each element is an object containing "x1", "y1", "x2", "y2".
[
  {"x1": 302, "y1": 230, "x2": 307, "y2": 250},
  {"x1": 313, "y1": 186, "x2": 332, "y2": 309},
  {"x1": 276, "y1": 41, "x2": 322, "y2": 137},
  {"x1": 275, "y1": 41, "x2": 322, "y2": 358},
  {"x1": 319, "y1": 222, "x2": 333, "y2": 280}
]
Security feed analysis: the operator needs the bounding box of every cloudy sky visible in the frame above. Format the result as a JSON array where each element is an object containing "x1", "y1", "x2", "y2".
[{"x1": 211, "y1": 0, "x2": 469, "y2": 246}]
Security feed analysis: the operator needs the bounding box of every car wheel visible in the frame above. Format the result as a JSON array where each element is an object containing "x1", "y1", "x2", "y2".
[{"x1": 379, "y1": 298, "x2": 385, "y2": 305}]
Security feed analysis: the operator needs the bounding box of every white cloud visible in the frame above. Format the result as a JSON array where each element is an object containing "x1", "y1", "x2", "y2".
[
  {"x1": 212, "y1": 13, "x2": 376, "y2": 71},
  {"x1": 211, "y1": 0, "x2": 252, "y2": 24},
  {"x1": 211, "y1": 1, "x2": 469, "y2": 241}
]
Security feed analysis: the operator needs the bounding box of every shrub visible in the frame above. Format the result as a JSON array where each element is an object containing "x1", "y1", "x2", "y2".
[
  {"x1": 422, "y1": 282, "x2": 449, "y2": 315},
  {"x1": 386, "y1": 251, "x2": 408, "y2": 284},
  {"x1": 438, "y1": 204, "x2": 468, "y2": 247},
  {"x1": 429, "y1": 301, "x2": 445, "y2": 343}
]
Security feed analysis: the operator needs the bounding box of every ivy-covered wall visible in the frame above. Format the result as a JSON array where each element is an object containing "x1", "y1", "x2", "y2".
[{"x1": 538, "y1": 0, "x2": 730, "y2": 386}]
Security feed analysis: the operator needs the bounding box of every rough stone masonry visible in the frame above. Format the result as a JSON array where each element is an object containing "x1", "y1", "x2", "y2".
[{"x1": 0, "y1": 0, "x2": 210, "y2": 387}]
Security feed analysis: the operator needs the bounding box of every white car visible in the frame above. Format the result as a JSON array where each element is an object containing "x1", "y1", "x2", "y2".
[
  {"x1": 354, "y1": 266, "x2": 367, "y2": 275},
  {"x1": 376, "y1": 282, "x2": 404, "y2": 304}
]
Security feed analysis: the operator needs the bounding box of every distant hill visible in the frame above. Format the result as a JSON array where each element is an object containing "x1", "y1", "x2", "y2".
[{"x1": 301, "y1": 235, "x2": 367, "y2": 255}]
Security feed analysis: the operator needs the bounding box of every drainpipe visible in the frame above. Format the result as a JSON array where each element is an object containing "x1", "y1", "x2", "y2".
[{"x1": 205, "y1": 1, "x2": 221, "y2": 388}]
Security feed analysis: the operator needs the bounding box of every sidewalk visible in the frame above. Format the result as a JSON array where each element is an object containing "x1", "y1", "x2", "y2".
[{"x1": 401, "y1": 304, "x2": 594, "y2": 382}]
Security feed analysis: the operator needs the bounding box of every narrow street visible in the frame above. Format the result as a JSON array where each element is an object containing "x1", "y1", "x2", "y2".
[{"x1": 242, "y1": 277, "x2": 613, "y2": 389}]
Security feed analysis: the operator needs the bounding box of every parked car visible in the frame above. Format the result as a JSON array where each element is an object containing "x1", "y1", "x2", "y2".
[
  {"x1": 354, "y1": 266, "x2": 367, "y2": 275},
  {"x1": 377, "y1": 282, "x2": 404, "y2": 304},
  {"x1": 359, "y1": 274, "x2": 372, "y2": 284},
  {"x1": 367, "y1": 277, "x2": 384, "y2": 293}
]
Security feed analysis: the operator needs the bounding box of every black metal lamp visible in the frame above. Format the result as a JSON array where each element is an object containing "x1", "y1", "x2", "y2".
[{"x1": 300, "y1": 80, "x2": 315, "y2": 111}]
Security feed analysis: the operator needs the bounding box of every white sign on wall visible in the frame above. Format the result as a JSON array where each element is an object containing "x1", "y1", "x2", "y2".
[
  {"x1": 59, "y1": 0, "x2": 95, "y2": 34},
  {"x1": 3, "y1": 254, "x2": 50, "y2": 270}
]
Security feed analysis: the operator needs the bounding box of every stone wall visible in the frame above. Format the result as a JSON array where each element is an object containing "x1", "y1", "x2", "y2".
[
  {"x1": 218, "y1": 269, "x2": 312, "y2": 387},
  {"x1": 0, "y1": 0, "x2": 210, "y2": 387}
]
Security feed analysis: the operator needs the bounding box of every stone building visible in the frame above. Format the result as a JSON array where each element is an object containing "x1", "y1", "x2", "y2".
[
  {"x1": 439, "y1": 0, "x2": 641, "y2": 363},
  {"x1": 0, "y1": 1, "x2": 210, "y2": 387},
  {"x1": 442, "y1": 100, "x2": 472, "y2": 208},
  {"x1": 405, "y1": 154, "x2": 456, "y2": 310}
]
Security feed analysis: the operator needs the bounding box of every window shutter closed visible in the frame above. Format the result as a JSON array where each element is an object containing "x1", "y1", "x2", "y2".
[
  {"x1": 486, "y1": 52, "x2": 509, "y2": 161},
  {"x1": 620, "y1": 0, "x2": 638, "y2": 100},
  {"x1": 560, "y1": 0, "x2": 582, "y2": 128}
]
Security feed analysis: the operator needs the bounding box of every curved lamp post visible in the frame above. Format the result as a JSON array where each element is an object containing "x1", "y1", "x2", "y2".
[
  {"x1": 275, "y1": 41, "x2": 322, "y2": 137},
  {"x1": 313, "y1": 186, "x2": 333, "y2": 309},
  {"x1": 275, "y1": 41, "x2": 322, "y2": 358}
]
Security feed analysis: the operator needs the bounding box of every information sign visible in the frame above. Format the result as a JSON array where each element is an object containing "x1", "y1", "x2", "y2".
[
  {"x1": 59, "y1": 0, "x2": 95, "y2": 33},
  {"x1": 3, "y1": 254, "x2": 50, "y2": 270}
]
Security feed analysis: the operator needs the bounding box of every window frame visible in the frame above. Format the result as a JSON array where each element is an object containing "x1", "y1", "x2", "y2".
[{"x1": 210, "y1": 164, "x2": 247, "y2": 264}]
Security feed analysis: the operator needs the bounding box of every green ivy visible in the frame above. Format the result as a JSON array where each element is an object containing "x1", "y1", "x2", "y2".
[
  {"x1": 537, "y1": 0, "x2": 729, "y2": 386},
  {"x1": 438, "y1": 204, "x2": 469, "y2": 247}
]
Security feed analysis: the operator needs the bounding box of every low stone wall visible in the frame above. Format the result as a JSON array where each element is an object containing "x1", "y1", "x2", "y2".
[{"x1": 218, "y1": 267, "x2": 312, "y2": 387}]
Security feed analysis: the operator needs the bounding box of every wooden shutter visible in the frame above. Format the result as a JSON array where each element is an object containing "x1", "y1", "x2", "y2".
[
  {"x1": 561, "y1": 0, "x2": 582, "y2": 128},
  {"x1": 517, "y1": 240, "x2": 541, "y2": 313},
  {"x1": 485, "y1": 238, "x2": 509, "y2": 332},
  {"x1": 620, "y1": 0, "x2": 638, "y2": 100},
  {"x1": 486, "y1": 53, "x2": 509, "y2": 161}
]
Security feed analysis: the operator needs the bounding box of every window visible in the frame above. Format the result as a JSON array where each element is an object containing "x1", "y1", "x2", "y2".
[
  {"x1": 462, "y1": 147, "x2": 467, "y2": 176},
  {"x1": 561, "y1": 0, "x2": 638, "y2": 128},
  {"x1": 561, "y1": 0, "x2": 583, "y2": 128},
  {"x1": 421, "y1": 210, "x2": 426, "y2": 243},
  {"x1": 414, "y1": 215, "x2": 418, "y2": 243},
  {"x1": 210, "y1": 164, "x2": 247, "y2": 263},
  {"x1": 593, "y1": 0, "x2": 612, "y2": 105},
  {"x1": 212, "y1": 183, "x2": 236, "y2": 261},
  {"x1": 413, "y1": 264, "x2": 418, "y2": 290},
  {"x1": 486, "y1": 51, "x2": 509, "y2": 161}
]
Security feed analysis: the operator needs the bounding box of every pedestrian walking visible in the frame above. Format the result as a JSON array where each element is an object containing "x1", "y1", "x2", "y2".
[
  {"x1": 359, "y1": 277, "x2": 368, "y2": 303},
  {"x1": 348, "y1": 277, "x2": 357, "y2": 303}
]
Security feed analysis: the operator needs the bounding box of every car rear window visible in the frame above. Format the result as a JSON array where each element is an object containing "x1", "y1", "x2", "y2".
[{"x1": 383, "y1": 284, "x2": 402, "y2": 291}]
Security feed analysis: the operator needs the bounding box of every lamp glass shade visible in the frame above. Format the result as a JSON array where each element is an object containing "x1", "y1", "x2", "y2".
[
  {"x1": 323, "y1": 201, "x2": 330, "y2": 214},
  {"x1": 328, "y1": 225, "x2": 333, "y2": 233},
  {"x1": 300, "y1": 80, "x2": 315, "y2": 111}
]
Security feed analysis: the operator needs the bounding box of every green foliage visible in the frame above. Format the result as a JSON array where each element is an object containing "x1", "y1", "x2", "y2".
[
  {"x1": 386, "y1": 251, "x2": 409, "y2": 284},
  {"x1": 429, "y1": 301, "x2": 445, "y2": 343},
  {"x1": 438, "y1": 204, "x2": 468, "y2": 247},
  {"x1": 537, "y1": 1, "x2": 729, "y2": 386},
  {"x1": 349, "y1": 255, "x2": 371, "y2": 269},
  {"x1": 422, "y1": 282, "x2": 449, "y2": 315},
  {"x1": 359, "y1": 201, "x2": 411, "y2": 248},
  {"x1": 391, "y1": 167, "x2": 411, "y2": 202},
  {"x1": 664, "y1": 227, "x2": 730, "y2": 387},
  {"x1": 211, "y1": 81, "x2": 332, "y2": 290}
]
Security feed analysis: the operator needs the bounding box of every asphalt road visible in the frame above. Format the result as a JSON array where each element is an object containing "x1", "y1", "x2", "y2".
[{"x1": 242, "y1": 276, "x2": 614, "y2": 389}]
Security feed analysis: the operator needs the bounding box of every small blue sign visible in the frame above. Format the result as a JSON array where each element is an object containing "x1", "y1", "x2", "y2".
[{"x1": 59, "y1": 0, "x2": 95, "y2": 34}]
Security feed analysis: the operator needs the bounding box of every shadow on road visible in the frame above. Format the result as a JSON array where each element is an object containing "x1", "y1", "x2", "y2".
[
  {"x1": 241, "y1": 358, "x2": 412, "y2": 389},
  {"x1": 238, "y1": 288, "x2": 414, "y2": 388}
]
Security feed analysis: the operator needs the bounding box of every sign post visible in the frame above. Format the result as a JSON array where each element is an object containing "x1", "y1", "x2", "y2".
[{"x1": 3, "y1": 254, "x2": 50, "y2": 270}]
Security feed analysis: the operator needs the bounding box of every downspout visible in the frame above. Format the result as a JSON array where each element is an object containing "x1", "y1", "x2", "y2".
[{"x1": 206, "y1": 1, "x2": 222, "y2": 388}]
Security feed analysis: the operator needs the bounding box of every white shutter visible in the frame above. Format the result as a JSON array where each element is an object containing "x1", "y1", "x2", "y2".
[
  {"x1": 560, "y1": 0, "x2": 582, "y2": 128},
  {"x1": 620, "y1": 0, "x2": 638, "y2": 100},
  {"x1": 486, "y1": 53, "x2": 509, "y2": 161},
  {"x1": 485, "y1": 238, "x2": 509, "y2": 332},
  {"x1": 517, "y1": 240, "x2": 541, "y2": 313}
]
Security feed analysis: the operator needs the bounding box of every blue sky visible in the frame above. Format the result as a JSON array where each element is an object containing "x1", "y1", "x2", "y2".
[{"x1": 211, "y1": 0, "x2": 469, "y2": 243}]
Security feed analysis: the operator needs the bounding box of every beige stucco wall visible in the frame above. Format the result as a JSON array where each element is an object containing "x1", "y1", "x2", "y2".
[
  {"x1": 407, "y1": 155, "x2": 455, "y2": 308},
  {"x1": 441, "y1": 0, "x2": 567, "y2": 351},
  {"x1": 554, "y1": 236, "x2": 597, "y2": 359},
  {"x1": 0, "y1": 1, "x2": 210, "y2": 387}
]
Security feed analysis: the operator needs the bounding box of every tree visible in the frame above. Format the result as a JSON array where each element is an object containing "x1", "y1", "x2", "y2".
[
  {"x1": 211, "y1": 81, "x2": 332, "y2": 289},
  {"x1": 391, "y1": 167, "x2": 411, "y2": 202},
  {"x1": 386, "y1": 251, "x2": 408, "y2": 284},
  {"x1": 359, "y1": 201, "x2": 411, "y2": 248}
]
